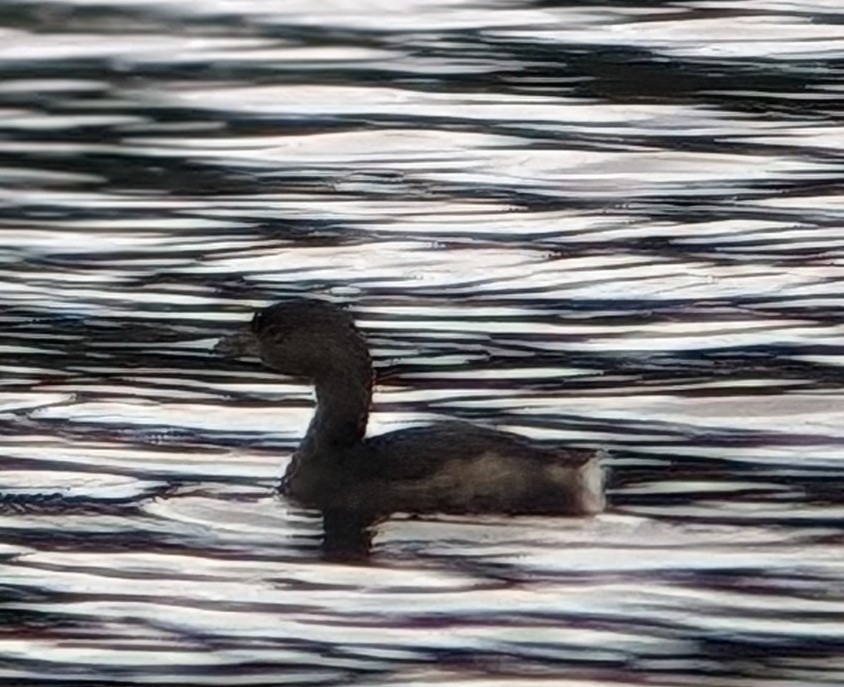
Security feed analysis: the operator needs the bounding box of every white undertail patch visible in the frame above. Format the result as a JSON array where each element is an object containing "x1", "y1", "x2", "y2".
[{"x1": 578, "y1": 450, "x2": 607, "y2": 514}]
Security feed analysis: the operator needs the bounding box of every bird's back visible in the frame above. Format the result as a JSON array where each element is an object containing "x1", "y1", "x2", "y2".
[{"x1": 316, "y1": 422, "x2": 606, "y2": 516}]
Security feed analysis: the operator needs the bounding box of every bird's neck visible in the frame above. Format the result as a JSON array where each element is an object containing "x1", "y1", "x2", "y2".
[{"x1": 300, "y1": 362, "x2": 373, "y2": 456}]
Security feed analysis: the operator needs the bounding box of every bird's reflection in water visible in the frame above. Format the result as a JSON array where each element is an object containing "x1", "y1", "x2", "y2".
[{"x1": 321, "y1": 509, "x2": 378, "y2": 560}]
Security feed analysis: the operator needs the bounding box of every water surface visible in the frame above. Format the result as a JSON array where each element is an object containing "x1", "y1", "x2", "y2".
[{"x1": 1, "y1": 0, "x2": 844, "y2": 684}]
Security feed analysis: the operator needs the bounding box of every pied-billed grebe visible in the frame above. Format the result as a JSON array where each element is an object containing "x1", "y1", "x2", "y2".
[{"x1": 215, "y1": 299, "x2": 605, "y2": 517}]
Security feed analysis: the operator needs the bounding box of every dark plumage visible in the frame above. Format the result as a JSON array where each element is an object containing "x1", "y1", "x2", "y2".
[{"x1": 215, "y1": 299, "x2": 605, "y2": 518}]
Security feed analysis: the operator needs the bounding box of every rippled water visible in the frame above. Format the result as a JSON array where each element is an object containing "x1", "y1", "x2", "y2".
[{"x1": 1, "y1": 0, "x2": 844, "y2": 684}]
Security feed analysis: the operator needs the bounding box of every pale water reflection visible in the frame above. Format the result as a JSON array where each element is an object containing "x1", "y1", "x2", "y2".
[{"x1": 1, "y1": 0, "x2": 843, "y2": 683}]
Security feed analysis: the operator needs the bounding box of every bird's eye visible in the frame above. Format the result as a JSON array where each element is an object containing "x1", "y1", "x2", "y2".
[{"x1": 251, "y1": 310, "x2": 264, "y2": 332}]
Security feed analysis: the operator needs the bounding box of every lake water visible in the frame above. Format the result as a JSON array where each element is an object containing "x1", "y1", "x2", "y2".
[{"x1": 1, "y1": 0, "x2": 844, "y2": 684}]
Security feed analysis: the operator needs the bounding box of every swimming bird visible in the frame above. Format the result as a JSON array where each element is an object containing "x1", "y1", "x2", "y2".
[{"x1": 215, "y1": 299, "x2": 605, "y2": 519}]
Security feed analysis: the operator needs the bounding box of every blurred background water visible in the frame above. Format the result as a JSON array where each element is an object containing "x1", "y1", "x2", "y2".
[{"x1": 1, "y1": 0, "x2": 844, "y2": 684}]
